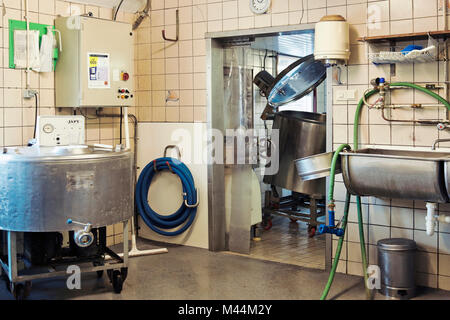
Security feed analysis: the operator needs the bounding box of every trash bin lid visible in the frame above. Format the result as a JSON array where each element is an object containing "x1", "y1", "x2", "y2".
[{"x1": 377, "y1": 238, "x2": 416, "y2": 251}]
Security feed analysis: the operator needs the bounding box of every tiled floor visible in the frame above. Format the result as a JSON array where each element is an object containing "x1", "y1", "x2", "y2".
[
  {"x1": 1, "y1": 241, "x2": 448, "y2": 300},
  {"x1": 249, "y1": 215, "x2": 326, "y2": 270}
]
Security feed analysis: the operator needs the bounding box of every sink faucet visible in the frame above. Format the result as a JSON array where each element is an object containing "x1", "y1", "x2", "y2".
[{"x1": 431, "y1": 138, "x2": 450, "y2": 150}]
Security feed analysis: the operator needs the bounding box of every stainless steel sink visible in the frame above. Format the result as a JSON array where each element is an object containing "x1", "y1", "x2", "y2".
[{"x1": 341, "y1": 148, "x2": 450, "y2": 203}]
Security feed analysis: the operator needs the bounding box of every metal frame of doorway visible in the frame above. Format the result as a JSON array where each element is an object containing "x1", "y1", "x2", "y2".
[{"x1": 205, "y1": 24, "x2": 335, "y2": 271}]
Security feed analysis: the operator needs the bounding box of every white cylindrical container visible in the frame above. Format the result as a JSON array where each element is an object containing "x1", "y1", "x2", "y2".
[{"x1": 314, "y1": 15, "x2": 350, "y2": 65}]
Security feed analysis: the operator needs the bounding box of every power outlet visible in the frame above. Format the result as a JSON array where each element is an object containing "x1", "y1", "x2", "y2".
[
  {"x1": 336, "y1": 89, "x2": 357, "y2": 101},
  {"x1": 333, "y1": 88, "x2": 363, "y2": 105}
]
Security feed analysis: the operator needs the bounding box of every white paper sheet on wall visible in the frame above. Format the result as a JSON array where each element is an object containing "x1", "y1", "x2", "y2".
[
  {"x1": 39, "y1": 33, "x2": 54, "y2": 72},
  {"x1": 87, "y1": 53, "x2": 110, "y2": 89},
  {"x1": 14, "y1": 30, "x2": 40, "y2": 70}
]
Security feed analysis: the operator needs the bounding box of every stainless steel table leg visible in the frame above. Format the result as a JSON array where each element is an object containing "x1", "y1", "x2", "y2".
[
  {"x1": 310, "y1": 198, "x2": 318, "y2": 226},
  {"x1": 7, "y1": 231, "x2": 17, "y2": 284}
]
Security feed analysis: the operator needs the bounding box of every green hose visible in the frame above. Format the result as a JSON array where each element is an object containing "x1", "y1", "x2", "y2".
[
  {"x1": 353, "y1": 89, "x2": 378, "y2": 146},
  {"x1": 353, "y1": 89, "x2": 378, "y2": 300},
  {"x1": 320, "y1": 192, "x2": 351, "y2": 300},
  {"x1": 319, "y1": 143, "x2": 350, "y2": 300},
  {"x1": 320, "y1": 91, "x2": 377, "y2": 300},
  {"x1": 356, "y1": 196, "x2": 370, "y2": 298},
  {"x1": 390, "y1": 82, "x2": 450, "y2": 109},
  {"x1": 328, "y1": 144, "x2": 351, "y2": 203},
  {"x1": 321, "y1": 82, "x2": 450, "y2": 300}
]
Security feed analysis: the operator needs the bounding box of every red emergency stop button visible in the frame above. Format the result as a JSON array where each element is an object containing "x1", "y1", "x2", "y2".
[{"x1": 121, "y1": 72, "x2": 130, "y2": 81}]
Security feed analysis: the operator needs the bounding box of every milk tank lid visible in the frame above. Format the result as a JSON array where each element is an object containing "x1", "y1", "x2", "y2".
[{"x1": 1, "y1": 145, "x2": 129, "y2": 160}]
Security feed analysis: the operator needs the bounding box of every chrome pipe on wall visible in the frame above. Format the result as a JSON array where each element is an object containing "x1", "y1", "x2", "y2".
[{"x1": 132, "y1": 0, "x2": 151, "y2": 30}]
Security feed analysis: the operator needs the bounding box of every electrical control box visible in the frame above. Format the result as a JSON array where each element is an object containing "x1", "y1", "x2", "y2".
[
  {"x1": 55, "y1": 16, "x2": 134, "y2": 108},
  {"x1": 36, "y1": 116, "x2": 85, "y2": 146}
]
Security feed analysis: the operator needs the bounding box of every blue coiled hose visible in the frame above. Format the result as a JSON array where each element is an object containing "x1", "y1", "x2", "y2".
[{"x1": 136, "y1": 157, "x2": 198, "y2": 236}]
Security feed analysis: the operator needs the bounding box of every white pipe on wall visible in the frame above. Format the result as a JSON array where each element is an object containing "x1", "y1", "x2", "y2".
[
  {"x1": 124, "y1": 106, "x2": 130, "y2": 150},
  {"x1": 426, "y1": 202, "x2": 437, "y2": 236},
  {"x1": 424, "y1": 203, "x2": 450, "y2": 236},
  {"x1": 25, "y1": 0, "x2": 30, "y2": 89}
]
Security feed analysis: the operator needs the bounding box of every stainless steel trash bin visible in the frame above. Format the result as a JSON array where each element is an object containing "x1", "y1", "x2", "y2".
[{"x1": 377, "y1": 238, "x2": 416, "y2": 299}]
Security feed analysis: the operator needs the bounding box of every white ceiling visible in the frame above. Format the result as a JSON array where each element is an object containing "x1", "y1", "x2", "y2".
[{"x1": 66, "y1": 0, "x2": 146, "y2": 12}]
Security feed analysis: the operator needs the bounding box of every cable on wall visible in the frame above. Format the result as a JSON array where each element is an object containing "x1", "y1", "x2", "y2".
[
  {"x1": 32, "y1": 93, "x2": 39, "y2": 139},
  {"x1": 113, "y1": 0, "x2": 125, "y2": 21},
  {"x1": 120, "y1": 107, "x2": 123, "y2": 144}
]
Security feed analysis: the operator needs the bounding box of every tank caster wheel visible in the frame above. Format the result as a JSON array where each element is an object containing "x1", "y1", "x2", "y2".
[
  {"x1": 6, "y1": 280, "x2": 31, "y2": 300},
  {"x1": 96, "y1": 270, "x2": 104, "y2": 278},
  {"x1": 264, "y1": 219, "x2": 273, "y2": 231},
  {"x1": 112, "y1": 270, "x2": 123, "y2": 294},
  {"x1": 308, "y1": 226, "x2": 316, "y2": 238},
  {"x1": 23, "y1": 281, "x2": 32, "y2": 298}
]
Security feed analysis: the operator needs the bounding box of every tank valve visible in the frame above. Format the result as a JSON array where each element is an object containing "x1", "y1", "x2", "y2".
[
  {"x1": 67, "y1": 219, "x2": 94, "y2": 248},
  {"x1": 317, "y1": 202, "x2": 345, "y2": 237},
  {"x1": 318, "y1": 224, "x2": 345, "y2": 237}
]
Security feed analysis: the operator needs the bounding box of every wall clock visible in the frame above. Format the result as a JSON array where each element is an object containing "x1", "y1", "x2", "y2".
[{"x1": 249, "y1": 0, "x2": 271, "y2": 14}]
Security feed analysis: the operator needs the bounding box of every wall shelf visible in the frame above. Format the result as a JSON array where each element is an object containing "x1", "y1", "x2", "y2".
[
  {"x1": 369, "y1": 44, "x2": 438, "y2": 64},
  {"x1": 361, "y1": 31, "x2": 446, "y2": 67},
  {"x1": 357, "y1": 30, "x2": 450, "y2": 43}
]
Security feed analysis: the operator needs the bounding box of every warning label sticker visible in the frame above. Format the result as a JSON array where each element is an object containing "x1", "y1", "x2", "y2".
[{"x1": 88, "y1": 53, "x2": 110, "y2": 89}]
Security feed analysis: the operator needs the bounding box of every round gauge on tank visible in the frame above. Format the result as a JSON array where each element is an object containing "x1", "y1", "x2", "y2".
[
  {"x1": 43, "y1": 123, "x2": 54, "y2": 133},
  {"x1": 250, "y1": 0, "x2": 271, "y2": 14}
]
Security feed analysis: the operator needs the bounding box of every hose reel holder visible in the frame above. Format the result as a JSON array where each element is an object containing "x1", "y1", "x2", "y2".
[{"x1": 136, "y1": 145, "x2": 199, "y2": 236}]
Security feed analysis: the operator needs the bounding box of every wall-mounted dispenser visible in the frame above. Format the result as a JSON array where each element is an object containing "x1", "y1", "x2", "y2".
[{"x1": 314, "y1": 15, "x2": 350, "y2": 65}]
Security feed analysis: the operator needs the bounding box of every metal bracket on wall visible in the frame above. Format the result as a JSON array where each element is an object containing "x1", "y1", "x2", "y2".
[
  {"x1": 389, "y1": 40, "x2": 396, "y2": 77},
  {"x1": 162, "y1": 9, "x2": 179, "y2": 42}
]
